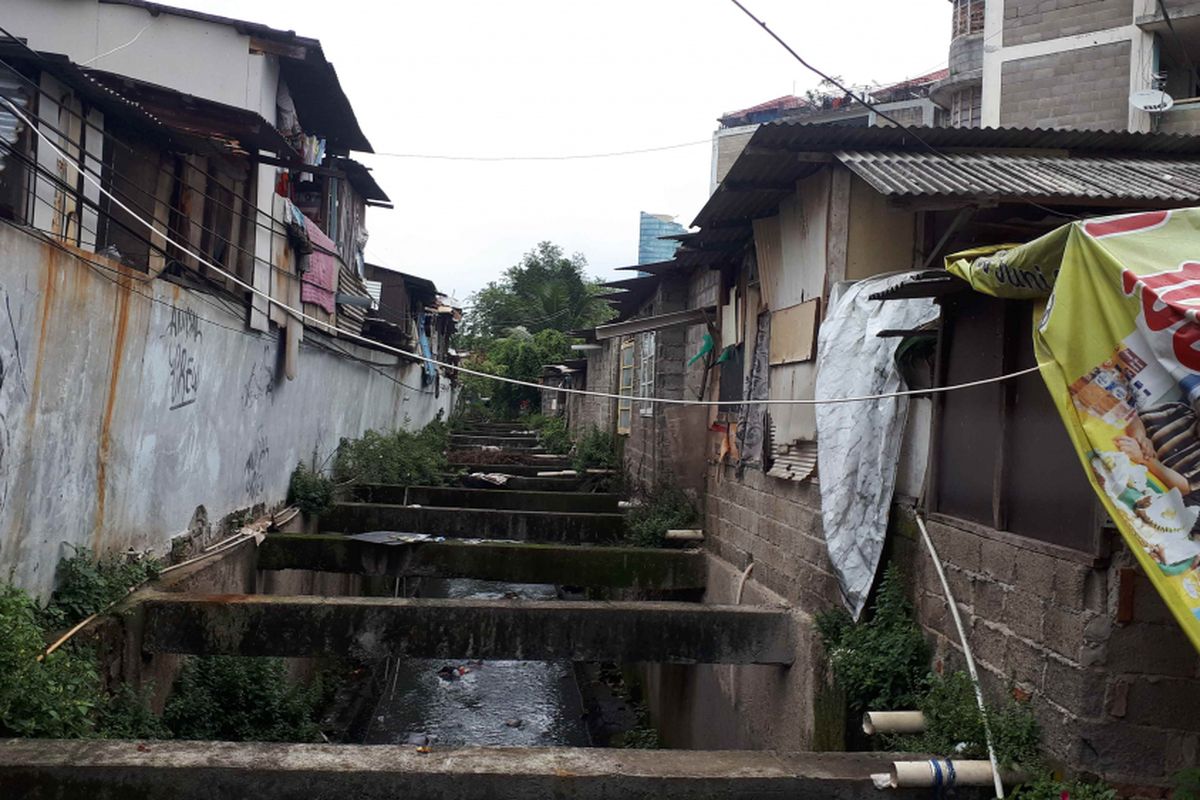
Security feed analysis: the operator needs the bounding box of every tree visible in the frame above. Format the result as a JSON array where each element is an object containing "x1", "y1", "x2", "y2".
[
  {"x1": 461, "y1": 328, "x2": 573, "y2": 417},
  {"x1": 464, "y1": 242, "x2": 613, "y2": 341}
]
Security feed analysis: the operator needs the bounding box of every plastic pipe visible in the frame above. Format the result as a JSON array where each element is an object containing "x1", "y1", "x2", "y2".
[
  {"x1": 862, "y1": 710, "x2": 926, "y2": 735},
  {"x1": 889, "y1": 760, "x2": 1026, "y2": 789},
  {"x1": 914, "y1": 513, "x2": 1006, "y2": 799}
]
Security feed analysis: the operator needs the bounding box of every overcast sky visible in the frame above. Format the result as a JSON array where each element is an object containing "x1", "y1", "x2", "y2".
[{"x1": 167, "y1": 0, "x2": 951, "y2": 300}]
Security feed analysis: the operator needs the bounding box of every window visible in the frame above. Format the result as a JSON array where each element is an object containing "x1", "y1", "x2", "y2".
[
  {"x1": 950, "y1": 86, "x2": 982, "y2": 129},
  {"x1": 617, "y1": 339, "x2": 635, "y2": 434},
  {"x1": 931, "y1": 292, "x2": 1101, "y2": 553},
  {"x1": 638, "y1": 331, "x2": 655, "y2": 416},
  {"x1": 952, "y1": 0, "x2": 984, "y2": 37}
]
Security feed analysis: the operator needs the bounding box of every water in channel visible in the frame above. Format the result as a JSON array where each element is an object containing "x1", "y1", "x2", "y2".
[{"x1": 361, "y1": 578, "x2": 591, "y2": 747}]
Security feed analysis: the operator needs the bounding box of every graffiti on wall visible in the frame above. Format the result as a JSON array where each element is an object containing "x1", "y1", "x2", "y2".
[
  {"x1": 243, "y1": 432, "x2": 269, "y2": 498},
  {"x1": 165, "y1": 305, "x2": 202, "y2": 410},
  {"x1": 240, "y1": 343, "x2": 276, "y2": 409}
]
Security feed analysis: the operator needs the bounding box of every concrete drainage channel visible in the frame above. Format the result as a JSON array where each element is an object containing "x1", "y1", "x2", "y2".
[{"x1": 1, "y1": 422, "x2": 942, "y2": 799}]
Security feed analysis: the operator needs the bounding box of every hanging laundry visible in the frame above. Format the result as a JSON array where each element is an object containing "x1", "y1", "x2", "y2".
[{"x1": 298, "y1": 209, "x2": 337, "y2": 314}]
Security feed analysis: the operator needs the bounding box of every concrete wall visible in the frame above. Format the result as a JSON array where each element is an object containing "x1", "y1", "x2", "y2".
[
  {"x1": 9, "y1": 0, "x2": 278, "y2": 119},
  {"x1": 0, "y1": 224, "x2": 452, "y2": 598},
  {"x1": 1002, "y1": 0, "x2": 1134, "y2": 47},
  {"x1": 998, "y1": 41, "x2": 1133, "y2": 130}
]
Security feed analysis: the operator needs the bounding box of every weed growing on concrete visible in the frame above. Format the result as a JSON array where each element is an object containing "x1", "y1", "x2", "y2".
[
  {"x1": 333, "y1": 418, "x2": 449, "y2": 486},
  {"x1": 287, "y1": 463, "x2": 335, "y2": 515},
  {"x1": 40, "y1": 546, "x2": 161, "y2": 628},
  {"x1": 573, "y1": 426, "x2": 620, "y2": 473},
  {"x1": 528, "y1": 414, "x2": 572, "y2": 455},
  {"x1": 96, "y1": 683, "x2": 170, "y2": 740},
  {"x1": 1173, "y1": 768, "x2": 1200, "y2": 800},
  {"x1": 0, "y1": 584, "x2": 100, "y2": 738},
  {"x1": 814, "y1": 565, "x2": 929, "y2": 714},
  {"x1": 163, "y1": 656, "x2": 327, "y2": 742},
  {"x1": 625, "y1": 482, "x2": 697, "y2": 548},
  {"x1": 884, "y1": 670, "x2": 1040, "y2": 768}
]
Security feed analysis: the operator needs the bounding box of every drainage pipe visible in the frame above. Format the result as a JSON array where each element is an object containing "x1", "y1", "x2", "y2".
[
  {"x1": 889, "y1": 760, "x2": 1026, "y2": 789},
  {"x1": 914, "y1": 513, "x2": 1005, "y2": 799},
  {"x1": 862, "y1": 710, "x2": 925, "y2": 735}
]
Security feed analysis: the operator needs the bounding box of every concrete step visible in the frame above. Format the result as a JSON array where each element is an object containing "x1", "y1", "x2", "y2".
[
  {"x1": 449, "y1": 434, "x2": 544, "y2": 449},
  {"x1": 349, "y1": 484, "x2": 620, "y2": 513},
  {"x1": 319, "y1": 502, "x2": 625, "y2": 544},
  {"x1": 447, "y1": 462, "x2": 576, "y2": 476},
  {"x1": 443, "y1": 472, "x2": 586, "y2": 492},
  {"x1": 0, "y1": 741, "x2": 933, "y2": 800},
  {"x1": 257, "y1": 534, "x2": 705, "y2": 590},
  {"x1": 139, "y1": 591, "x2": 794, "y2": 664}
]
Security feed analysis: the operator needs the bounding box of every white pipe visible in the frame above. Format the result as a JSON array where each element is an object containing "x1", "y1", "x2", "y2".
[
  {"x1": 890, "y1": 760, "x2": 1026, "y2": 789},
  {"x1": 914, "y1": 513, "x2": 1005, "y2": 799},
  {"x1": 862, "y1": 710, "x2": 925, "y2": 735}
]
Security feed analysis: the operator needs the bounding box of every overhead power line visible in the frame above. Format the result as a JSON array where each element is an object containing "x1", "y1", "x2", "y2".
[{"x1": 368, "y1": 139, "x2": 711, "y2": 162}]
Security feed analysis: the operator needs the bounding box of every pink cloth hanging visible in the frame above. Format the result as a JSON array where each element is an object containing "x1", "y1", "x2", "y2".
[{"x1": 300, "y1": 214, "x2": 337, "y2": 314}]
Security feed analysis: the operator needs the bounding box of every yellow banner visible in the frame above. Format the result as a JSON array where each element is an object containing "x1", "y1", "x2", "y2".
[{"x1": 948, "y1": 209, "x2": 1200, "y2": 652}]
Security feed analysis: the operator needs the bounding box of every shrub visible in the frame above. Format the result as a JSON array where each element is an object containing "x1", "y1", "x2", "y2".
[
  {"x1": 625, "y1": 482, "x2": 697, "y2": 548},
  {"x1": 573, "y1": 426, "x2": 620, "y2": 472},
  {"x1": 886, "y1": 670, "x2": 1039, "y2": 768},
  {"x1": 332, "y1": 418, "x2": 449, "y2": 486},
  {"x1": 97, "y1": 683, "x2": 170, "y2": 740},
  {"x1": 163, "y1": 656, "x2": 324, "y2": 742},
  {"x1": 287, "y1": 463, "x2": 334, "y2": 515},
  {"x1": 1008, "y1": 774, "x2": 1116, "y2": 800},
  {"x1": 534, "y1": 415, "x2": 572, "y2": 455},
  {"x1": 41, "y1": 546, "x2": 161, "y2": 629},
  {"x1": 0, "y1": 584, "x2": 101, "y2": 738},
  {"x1": 814, "y1": 565, "x2": 929, "y2": 713}
]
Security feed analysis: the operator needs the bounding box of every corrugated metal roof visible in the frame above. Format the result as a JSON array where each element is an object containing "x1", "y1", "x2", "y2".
[{"x1": 837, "y1": 151, "x2": 1200, "y2": 202}]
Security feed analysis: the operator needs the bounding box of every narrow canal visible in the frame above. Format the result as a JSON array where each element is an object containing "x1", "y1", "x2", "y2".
[{"x1": 361, "y1": 578, "x2": 592, "y2": 747}]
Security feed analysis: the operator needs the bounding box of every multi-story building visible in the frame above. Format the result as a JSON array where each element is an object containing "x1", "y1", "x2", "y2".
[{"x1": 637, "y1": 211, "x2": 686, "y2": 266}]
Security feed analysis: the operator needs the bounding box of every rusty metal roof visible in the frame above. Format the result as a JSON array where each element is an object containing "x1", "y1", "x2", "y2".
[
  {"x1": 837, "y1": 151, "x2": 1200, "y2": 202},
  {"x1": 328, "y1": 157, "x2": 391, "y2": 207}
]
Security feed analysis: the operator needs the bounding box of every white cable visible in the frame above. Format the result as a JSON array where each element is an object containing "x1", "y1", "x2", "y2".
[
  {"x1": 5, "y1": 96, "x2": 1043, "y2": 407},
  {"x1": 80, "y1": 20, "x2": 154, "y2": 66},
  {"x1": 914, "y1": 513, "x2": 1005, "y2": 800}
]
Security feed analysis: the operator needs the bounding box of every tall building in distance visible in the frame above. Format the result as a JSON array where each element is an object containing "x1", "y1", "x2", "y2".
[{"x1": 638, "y1": 211, "x2": 686, "y2": 265}]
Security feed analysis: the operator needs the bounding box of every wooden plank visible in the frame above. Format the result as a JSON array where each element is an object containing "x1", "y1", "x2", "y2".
[
  {"x1": 824, "y1": 166, "x2": 851, "y2": 301},
  {"x1": 768, "y1": 299, "x2": 820, "y2": 366},
  {"x1": 752, "y1": 216, "x2": 782, "y2": 311}
]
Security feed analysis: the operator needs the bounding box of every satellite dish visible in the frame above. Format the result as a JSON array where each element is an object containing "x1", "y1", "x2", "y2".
[{"x1": 1131, "y1": 89, "x2": 1175, "y2": 113}]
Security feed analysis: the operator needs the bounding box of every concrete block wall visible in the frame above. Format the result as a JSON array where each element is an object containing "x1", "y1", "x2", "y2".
[
  {"x1": 999, "y1": 41, "x2": 1131, "y2": 130},
  {"x1": 1002, "y1": 0, "x2": 1133, "y2": 47},
  {"x1": 890, "y1": 510, "x2": 1200, "y2": 789}
]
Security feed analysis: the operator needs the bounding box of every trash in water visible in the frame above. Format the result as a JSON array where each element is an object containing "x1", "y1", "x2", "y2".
[
  {"x1": 436, "y1": 665, "x2": 457, "y2": 681},
  {"x1": 504, "y1": 718, "x2": 523, "y2": 729}
]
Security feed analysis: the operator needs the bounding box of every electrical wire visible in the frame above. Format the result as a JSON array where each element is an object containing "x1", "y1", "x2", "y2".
[
  {"x1": 5, "y1": 70, "x2": 1053, "y2": 409},
  {"x1": 368, "y1": 139, "x2": 711, "y2": 162}
]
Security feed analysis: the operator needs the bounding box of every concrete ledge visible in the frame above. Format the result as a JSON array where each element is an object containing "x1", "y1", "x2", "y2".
[
  {"x1": 449, "y1": 435, "x2": 544, "y2": 449},
  {"x1": 447, "y1": 462, "x2": 574, "y2": 476},
  {"x1": 140, "y1": 592, "x2": 794, "y2": 664},
  {"x1": 257, "y1": 534, "x2": 705, "y2": 589},
  {"x1": 319, "y1": 503, "x2": 625, "y2": 543},
  {"x1": 351, "y1": 485, "x2": 620, "y2": 513},
  {"x1": 443, "y1": 473, "x2": 587, "y2": 492},
  {"x1": 0, "y1": 741, "x2": 926, "y2": 800}
]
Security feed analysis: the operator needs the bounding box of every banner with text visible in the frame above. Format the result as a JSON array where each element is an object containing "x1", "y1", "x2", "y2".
[{"x1": 948, "y1": 209, "x2": 1200, "y2": 652}]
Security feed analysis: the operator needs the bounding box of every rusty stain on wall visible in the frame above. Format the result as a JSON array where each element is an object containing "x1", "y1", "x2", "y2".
[{"x1": 93, "y1": 269, "x2": 133, "y2": 549}]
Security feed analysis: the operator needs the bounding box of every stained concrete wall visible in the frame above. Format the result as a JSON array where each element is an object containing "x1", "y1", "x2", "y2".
[
  {"x1": 1002, "y1": 0, "x2": 1134, "y2": 47},
  {"x1": 0, "y1": 224, "x2": 452, "y2": 599},
  {"x1": 998, "y1": 41, "x2": 1133, "y2": 131}
]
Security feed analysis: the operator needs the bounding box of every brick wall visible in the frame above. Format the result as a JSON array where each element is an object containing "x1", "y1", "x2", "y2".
[
  {"x1": 567, "y1": 337, "x2": 617, "y2": 436},
  {"x1": 999, "y1": 41, "x2": 1131, "y2": 130},
  {"x1": 1003, "y1": 0, "x2": 1133, "y2": 47}
]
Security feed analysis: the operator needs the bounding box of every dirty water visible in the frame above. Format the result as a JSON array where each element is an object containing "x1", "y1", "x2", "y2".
[{"x1": 361, "y1": 578, "x2": 591, "y2": 747}]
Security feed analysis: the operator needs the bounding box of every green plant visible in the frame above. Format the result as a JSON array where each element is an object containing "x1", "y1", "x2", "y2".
[
  {"x1": 885, "y1": 671, "x2": 1039, "y2": 768},
  {"x1": 1173, "y1": 767, "x2": 1200, "y2": 800},
  {"x1": 814, "y1": 565, "x2": 929, "y2": 713},
  {"x1": 625, "y1": 482, "x2": 697, "y2": 548},
  {"x1": 1008, "y1": 773, "x2": 1116, "y2": 800},
  {"x1": 573, "y1": 426, "x2": 620, "y2": 472},
  {"x1": 97, "y1": 683, "x2": 169, "y2": 740},
  {"x1": 163, "y1": 656, "x2": 324, "y2": 742},
  {"x1": 535, "y1": 414, "x2": 572, "y2": 455},
  {"x1": 0, "y1": 584, "x2": 101, "y2": 738},
  {"x1": 41, "y1": 546, "x2": 161, "y2": 629},
  {"x1": 332, "y1": 418, "x2": 449, "y2": 487},
  {"x1": 287, "y1": 463, "x2": 334, "y2": 515}
]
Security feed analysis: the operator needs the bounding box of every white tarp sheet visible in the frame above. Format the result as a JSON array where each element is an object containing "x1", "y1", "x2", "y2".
[{"x1": 815, "y1": 273, "x2": 937, "y2": 618}]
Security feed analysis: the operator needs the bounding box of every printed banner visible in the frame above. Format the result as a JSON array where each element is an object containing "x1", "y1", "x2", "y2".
[{"x1": 948, "y1": 209, "x2": 1200, "y2": 652}]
